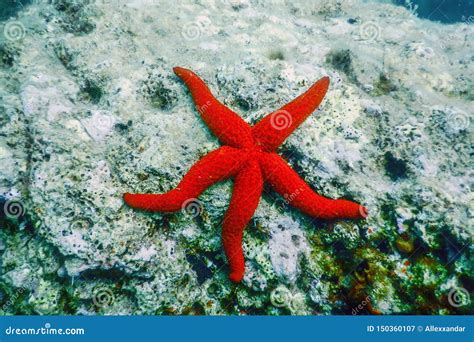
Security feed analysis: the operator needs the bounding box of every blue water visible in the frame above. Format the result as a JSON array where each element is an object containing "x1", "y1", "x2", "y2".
[{"x1": 394, "y1": 0, "x2": 474, "y2": 23}]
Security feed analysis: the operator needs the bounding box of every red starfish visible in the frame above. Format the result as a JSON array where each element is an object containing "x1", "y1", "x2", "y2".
[{"x1": 124, "y1": 67, "x2": 366, "y2": 283}]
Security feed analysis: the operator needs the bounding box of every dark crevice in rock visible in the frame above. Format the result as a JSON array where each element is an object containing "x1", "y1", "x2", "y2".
[
  {"x1": 326, "y1": 49, "x2": 359, "y2": 85},
  {"x1": 383, "y1": 151, "x2": 408, "y2": 180}
]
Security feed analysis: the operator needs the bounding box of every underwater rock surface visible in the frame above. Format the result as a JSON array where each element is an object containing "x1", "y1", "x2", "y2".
[{"x1": 0, "y1": 0, "x2": 472, "y2": 315}]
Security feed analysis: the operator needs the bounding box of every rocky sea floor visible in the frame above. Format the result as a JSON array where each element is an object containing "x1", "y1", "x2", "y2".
[{"x1": 0, "y1": 0, "x2": 472, "y2": 315}]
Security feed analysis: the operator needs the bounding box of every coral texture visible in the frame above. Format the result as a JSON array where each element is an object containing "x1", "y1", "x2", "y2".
[{"x1": 0, "y1": 0, "x2": 471, "y2": 315}]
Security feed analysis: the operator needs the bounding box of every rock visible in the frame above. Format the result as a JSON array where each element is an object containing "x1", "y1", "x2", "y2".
[{"x1": 0, "y1": 0, "x2": 471, "y2": 315}]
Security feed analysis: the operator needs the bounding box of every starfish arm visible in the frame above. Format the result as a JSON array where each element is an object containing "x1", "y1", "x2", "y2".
[
  {"x1": 260, "y1": 153, "x2": 365, "y2": 220},
  {"x1": 222, "y1": 159, "x2": 263, "y2": 283},
  {"x1": 123, "y1": 146, "x2": 247, "y2": 212},
  {"x1": 252, "y1": 76, "x2": 330, "y2": 152},
  {"x1": 173, "y1": 67, "x2": 254, "y2": 148}
]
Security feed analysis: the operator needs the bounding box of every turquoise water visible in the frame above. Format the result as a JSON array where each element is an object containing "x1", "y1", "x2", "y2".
[{"x1": 394, "y1": 0, "x2": 474, "y2": 23}]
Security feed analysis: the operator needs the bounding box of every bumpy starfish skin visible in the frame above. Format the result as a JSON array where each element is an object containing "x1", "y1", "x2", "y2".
[{"x1": 124, "y1": 67, "x2": 366, "y2": 283}]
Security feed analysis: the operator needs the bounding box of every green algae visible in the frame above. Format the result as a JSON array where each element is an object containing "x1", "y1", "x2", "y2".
[{"x1": 373, "y1": 73, "x2": 398, "y2": 96}]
